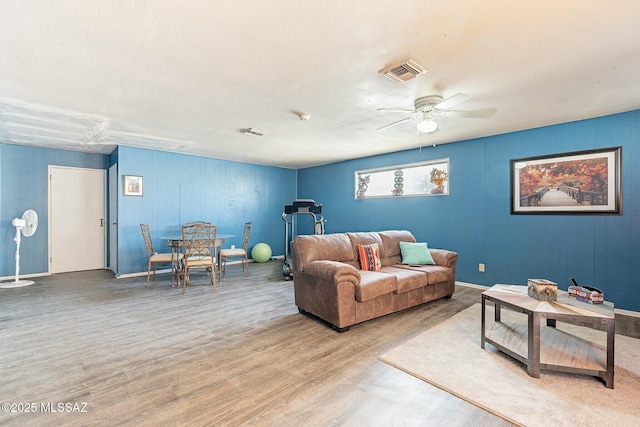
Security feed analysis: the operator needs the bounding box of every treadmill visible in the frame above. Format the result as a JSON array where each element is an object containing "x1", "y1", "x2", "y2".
[{"x1": 281, "y1": 199, "x2": 325, "y2": 280}]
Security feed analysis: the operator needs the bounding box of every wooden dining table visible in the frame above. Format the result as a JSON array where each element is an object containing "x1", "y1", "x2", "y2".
[{"x1": 160, "y1": 233, "x2": 234, "y2": 285}]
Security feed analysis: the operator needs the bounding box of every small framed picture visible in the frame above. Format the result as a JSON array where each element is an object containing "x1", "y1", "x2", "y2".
[{"x1": 123, "y1": 175, "x2": 143, "y2": 196}]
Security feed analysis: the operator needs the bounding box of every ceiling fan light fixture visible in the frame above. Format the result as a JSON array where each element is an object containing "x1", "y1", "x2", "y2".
[{"x1": 416, "y1": 118, "x2": 438, "y2": 133}]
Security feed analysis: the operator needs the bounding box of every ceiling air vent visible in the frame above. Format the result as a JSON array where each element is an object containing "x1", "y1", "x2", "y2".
[
  {"x1": 379, "y1": 59, "x2": 427, "y2": 83},
  {"x1": 240, "y1": 128, "x2": 266, "y2": 136}
]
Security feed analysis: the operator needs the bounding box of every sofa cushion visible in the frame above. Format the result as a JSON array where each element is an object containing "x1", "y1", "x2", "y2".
[
  {"x1": 378, "y1": 230, "x2": 416, "y2": 265},
  {"x1": 357, "y1": 244, "x2": 381, "y2": 271},
  {"x1": 347, "y1": 232, "x2": 385, "y2": 267},
  {"x1": 422, "y1": 265, "x2": 453, "y2": 284},
  {"x1": 400, "y1": 241, "x2": 436, "y2": 265},
  {"x1": 395, "y1": 264, "x2": 453, "y2": 284},
  {"x1": 379, "y1": 266, "x2": 427, "y2": 293},
  {"x1": 354, "y1": 270, "x2": 396, "y2": 301}
]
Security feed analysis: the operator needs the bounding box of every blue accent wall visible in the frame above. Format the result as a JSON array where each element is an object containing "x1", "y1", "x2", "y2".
[
  {"x1": 0, "y1": 144, "x2": 108, "y2": 276},
  {"x1": 2, "y1": 110, "x2": 639, "y2": 313},
  {"x1": 297, "y1": 110, "x2": 640, "y2": 312},
  {"x1": 115, "y1": 147, "x2": 296, "y2": 275},
  {"x1": 0, "y1": 144, "x2": 295, "y2": 278}
]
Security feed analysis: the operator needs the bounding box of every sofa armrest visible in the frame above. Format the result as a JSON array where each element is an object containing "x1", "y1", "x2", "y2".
[
  {"x1": 303, "y1": 260, "x2": 361, "y2": 286},
  {"x1": 429, "y1": 249, "x2": 459, "y2": 267}
]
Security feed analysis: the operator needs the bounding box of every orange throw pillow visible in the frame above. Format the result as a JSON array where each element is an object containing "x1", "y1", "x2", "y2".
[{"x1": 358, "y1": 243, "x2": 382, "y2": 271}]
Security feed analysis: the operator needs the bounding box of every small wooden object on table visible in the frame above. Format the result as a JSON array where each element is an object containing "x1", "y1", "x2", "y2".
[
  {"x1": 527, "y1": 278, "x2": 557, "y2": 301},
  {"x1": 481, "y1": 284, "x2": 615, "y2": 388}
]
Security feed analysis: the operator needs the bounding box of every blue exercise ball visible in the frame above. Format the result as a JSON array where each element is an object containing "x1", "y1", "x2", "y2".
[{"x1": 251, "y1": 243, "x2": 272, "y2": 263}]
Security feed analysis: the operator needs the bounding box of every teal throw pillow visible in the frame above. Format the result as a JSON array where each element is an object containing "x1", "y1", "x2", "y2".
[{"x1": 399, "y1": 241, "x2": 435, "y2": 265}]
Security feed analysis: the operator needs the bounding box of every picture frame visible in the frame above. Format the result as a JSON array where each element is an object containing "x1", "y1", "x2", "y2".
[
  {"x1": 510, "y1": 147, "x2": 621, "y2": 214},
  {"x1": 123, "y1": 175, "x2": 144, "y2": 197}
]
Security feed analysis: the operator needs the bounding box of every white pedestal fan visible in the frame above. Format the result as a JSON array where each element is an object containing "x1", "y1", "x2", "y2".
[{"x1": 0, "y1": 209, "x2": 38, "y2": 288}]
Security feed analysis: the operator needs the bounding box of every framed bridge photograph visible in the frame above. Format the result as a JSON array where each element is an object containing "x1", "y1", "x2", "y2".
[{"x1": 510, "y1": 146, "x2": 621, "y2": 214}]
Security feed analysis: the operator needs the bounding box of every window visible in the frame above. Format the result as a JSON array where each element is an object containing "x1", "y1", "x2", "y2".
[{"x1": 355, "y1": 158, "x2": 449, "y2": 199}]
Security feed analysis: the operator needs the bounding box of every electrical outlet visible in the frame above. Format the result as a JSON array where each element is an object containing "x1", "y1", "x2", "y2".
[{"x1": 479, "y1": 263, "x2": 485, "y2": 272}]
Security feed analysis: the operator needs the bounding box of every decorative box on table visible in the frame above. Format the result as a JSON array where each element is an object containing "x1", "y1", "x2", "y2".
[
  {"x1": 568, "y1": 285, "x2": 604, "y2": 304},
  {"x1": 527, "y1": 279, "x2": 558, "y2": 301}
]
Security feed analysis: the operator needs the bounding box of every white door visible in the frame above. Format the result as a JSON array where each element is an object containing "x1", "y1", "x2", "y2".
[
  {"x1": 108, "y1": 164, "x2": 118, "y2": 274},
  {"x1": 49, "y1": 166, "x2": 106, "y2": 273}
]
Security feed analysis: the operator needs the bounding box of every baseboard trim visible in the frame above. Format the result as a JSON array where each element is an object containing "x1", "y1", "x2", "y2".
[
  {"x1": 0, "y1": 272, "x2": 51, "y2": 282},
  {"x1": 455, "y1": 281, "x2": 488, "y2": 290},
  {"x1": 616, "y1": 307, "x2": 640, "y2": 318}
]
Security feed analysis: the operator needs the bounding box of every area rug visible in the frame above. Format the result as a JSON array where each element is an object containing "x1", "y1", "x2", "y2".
[{"x1": 379, "y1": 304, "x2": 640, "y2": 427}]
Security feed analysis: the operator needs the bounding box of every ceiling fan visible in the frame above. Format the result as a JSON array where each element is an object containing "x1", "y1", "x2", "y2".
[{"x1": 377, "y1": 93, "x2": 496, "y2": 133}]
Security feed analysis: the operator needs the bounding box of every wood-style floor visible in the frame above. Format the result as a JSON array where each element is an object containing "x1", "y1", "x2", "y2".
[{"x1": 1, "y1": 262, "x2": 637, "y2": 426}]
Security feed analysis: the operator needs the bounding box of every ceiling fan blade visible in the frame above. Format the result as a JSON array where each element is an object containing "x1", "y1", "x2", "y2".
[
  {"x1": 377, "y1": 117, "x2": 413, "y2": 131},
  {"x1": 377, "y1": 108, "x2": 415, "y2": 114},
  {"x1": 436, "y1": 108, "x2": 496, "y2": 118},
  {"x1": 433, "y1": 93, "x2": 470, "y2": 110}
]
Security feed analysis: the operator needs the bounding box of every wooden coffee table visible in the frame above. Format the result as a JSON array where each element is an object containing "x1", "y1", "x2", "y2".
[{"x1": 481, "y1": 284, "x2": 615, "y2": 388}]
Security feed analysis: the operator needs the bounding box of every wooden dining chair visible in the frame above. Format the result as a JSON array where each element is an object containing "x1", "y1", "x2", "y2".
[
  {"x1": 140, "y1": 224, "x2": 183, "y2": 288},
  {"x1": 219, "y1": 222, "x2": 252, "y2": 280},
  {"x1": 180, "y1": 222, "x2": 217, "y2": 294}
]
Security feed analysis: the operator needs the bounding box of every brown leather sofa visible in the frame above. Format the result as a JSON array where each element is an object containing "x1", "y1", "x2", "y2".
[{"x1": 291, "y1": 230, "x2": 458, "y2": 332}]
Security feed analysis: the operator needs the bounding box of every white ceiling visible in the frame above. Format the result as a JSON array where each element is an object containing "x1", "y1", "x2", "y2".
[{"x1": 1, "y1": 1, "x2": 639, "y2": 169}]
